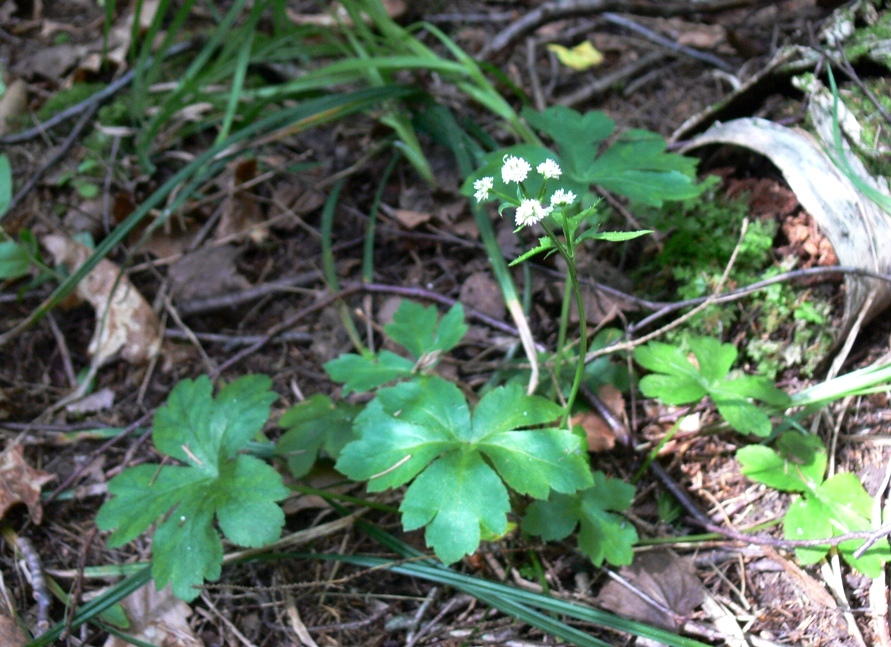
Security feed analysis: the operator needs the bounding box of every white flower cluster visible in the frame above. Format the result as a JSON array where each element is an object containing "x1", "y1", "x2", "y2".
[{"x1": 473, "y1": 155, "x2": 576, "y2": 228}]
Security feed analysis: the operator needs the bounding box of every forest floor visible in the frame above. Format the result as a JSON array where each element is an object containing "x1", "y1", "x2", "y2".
[{"x1": 2, "y1": 0, "x2": 891, "y2": 645}]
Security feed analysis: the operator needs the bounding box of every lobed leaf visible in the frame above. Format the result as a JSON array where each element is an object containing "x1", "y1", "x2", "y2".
[
  {"x1": 96, "y1": 375, "x2": 288, "y2": 601},
  {"x1": 337, "y1": 377, "x2": 593, "y2": 563},
  {"x1": 523, "y1": 472, "x2": 637, "y2": 567},
  {"x1": 323, "y1": 350, "x2": 415, "y2": 394},
  {"x1": 276, "y1": 394, "x2": 359, "y2": 478},
  {"x1": 401, "y1": 451, "x2": 510, "y2": 565}
]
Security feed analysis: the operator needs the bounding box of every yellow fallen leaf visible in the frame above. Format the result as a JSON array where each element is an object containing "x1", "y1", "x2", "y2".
[{"x1": 547, "y1": 41, "x2": 604, "y2": 71}]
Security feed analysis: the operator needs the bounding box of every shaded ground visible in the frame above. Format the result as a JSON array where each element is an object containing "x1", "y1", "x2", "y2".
[{"x1": 2, "y1": 0, "x2": 890, "y2": 645}]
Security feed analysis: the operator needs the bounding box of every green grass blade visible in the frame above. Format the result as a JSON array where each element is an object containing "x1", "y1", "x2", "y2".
[
  {"x1": 0, "y1": 86, "x2": 418, "y2": 348},
  {"x1": 216, "y1": 27, "x2": 254, "y2": 144},
  {"x1": 26, "y1": 566, "x2": 152, "y2": 647}
]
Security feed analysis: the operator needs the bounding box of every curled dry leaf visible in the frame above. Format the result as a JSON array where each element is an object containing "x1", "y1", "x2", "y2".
[
  {"x1": 103, "y1": 584, "x2": 203, "y2": 647},
  {"x1": 0, "y1": 444, "x2": 55, "y2": 525},
  {"x1": 595, "y1": 549, "x2": 705, "y2": 631},
  {"x1": 42, "y1": 235, "x2": 161, "y2": 366}
]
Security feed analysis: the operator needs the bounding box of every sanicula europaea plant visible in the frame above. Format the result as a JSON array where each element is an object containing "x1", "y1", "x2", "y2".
[{"x1": 473, "y1": 154, "x2": 649, "y2": 422}]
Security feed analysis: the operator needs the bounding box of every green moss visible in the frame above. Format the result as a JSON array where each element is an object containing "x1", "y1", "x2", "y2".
[{"x1": 635, "y1": 186, "x2": 834, "y2": 378}]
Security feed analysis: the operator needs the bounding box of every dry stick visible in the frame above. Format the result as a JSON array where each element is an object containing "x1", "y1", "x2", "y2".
[
  {"x1": 600, "y1": 12, "x2": 733, "y2": 72},
  {"x1": 601, "y1": 568, "x2": 726, "y2": 642},
  {"x1": 16, "y1": 536, "x2": 51, "y2": 634},
  {"x1": 482, "y1": 0, "x2": 754, "y2": 58},
  {"x1": 586, "y1": 217, "x2": 750, "y2": 364},
  {"x1": 43, "y1": 411, "x2": 153, "y2": 505},
  {"x1": 558, "y1": 50, "x2": 666, "y2": 107},
  {"x1": 210, "y1": 286, "x2": 362, "y2": 378}
]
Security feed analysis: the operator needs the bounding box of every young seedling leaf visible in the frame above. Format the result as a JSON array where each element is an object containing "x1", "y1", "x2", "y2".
[
  {"x1": 276, "y1": 394, "x2": 359, "y2": 478},
  {"x1": 635, "y1": 337, "x2": 789, "y2": 436},
  {"x1": 0, "y1": 238, "x2": 33, "y2": 280},
  {"x1": 739, "y1": 432, "x2": 890, "y2": 577},
  {"x1": 96, "y1": 375, "x2": 289, "y2": 601},
  {"x1": 523, "y1": 471, "x2": 637, "y2": 567},
  {"x1": 324, "y1": 301, "x2": 467, "y2": 394},
  {"x1": 323, "y1": 350, "x2": 415, "y2": 395},
  {"x1": 384, "y1": 301, "x2": 467, "y2": 358},
  {"x1": 336, "y1": 377, "x2": 592, "y2": 563}
]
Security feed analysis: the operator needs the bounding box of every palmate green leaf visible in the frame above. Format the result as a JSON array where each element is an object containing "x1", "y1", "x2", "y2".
[
  {"x1": 276, "y1": 394, "x2": 359, "y2": 478},
  {"x1": 520, "y1": 106, "x2": 701, "y2": 206},
  {"x1": 582, "y1": 130, "x2": 701, "y2": 206},
  {"x1": 96, "y1": 375, "x2": 289, "y2": 601},
  {"x1": 634, "y1": 337, "x2": 789, "y2": 436},
  {"x1": 784, "y1": 473, "x2": 891, "y2": 577},
  {"x1": 738, "y1": 432, "x2": 827, "y2": 492},
  {"x1": 523, "y1": 471, "x2": 637, "y2": 567},
  {"x1": 336, "y1": 377, "x2": 592, "y2": 563},
  {"x1": 323, "y1": 350, "x2": 415, "y2": 395},
  {"x1": 401, "y1": 450, "x2": 510, "y2": 565},
  {"x1": 740, "y1": 433, "x2": 890, "y2": 577},
  {"x1": 384, "y1": 301, "x2": 467, "y2": 358},
  {"x1": 522, "y1": 105, "x2": 614, "y2": 174}
]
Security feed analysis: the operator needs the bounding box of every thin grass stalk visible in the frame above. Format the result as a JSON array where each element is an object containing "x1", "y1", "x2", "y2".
[
  {"x1": 321, "y1": 180, "x2": 366, "y2": 354},
  {"x1": 216, "y1": 28, "x2": 254, "y2": 144},
  {"x1": 26, "y1": 566, "x2": 152, "y2": 647},
  {"x1": 363, "y1": 152, "x2": 401, "y2": 283}
]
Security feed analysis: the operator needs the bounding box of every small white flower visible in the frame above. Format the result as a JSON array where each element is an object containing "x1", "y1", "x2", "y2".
[
  {"x1": 501, "y1": 155, "x2": 531, "y2": 184},
  {"x1": 550, "y1": 188, "x2": 577, "y2": 207},
  {"x1": 536, "y1": 159, "x2": 562, "y2": 179},
  {"x1": 473, "y1": 176, "x2": 494, "y2": 202},
  {"x1": 515, "y1": 198, "x2": 551, "y2": 227}
]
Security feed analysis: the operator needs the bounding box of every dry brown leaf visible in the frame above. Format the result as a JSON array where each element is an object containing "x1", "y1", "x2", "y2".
[
  {"x1": 103, "y1": 584, "x2": 203, "y2": 647},
  {"x1": 14, "y1": 43, "x2": 87, "y2": 81},
  {"x1": 0, "y1": 79, "x2": 28, "y2": 136},
  {"x1": 42, "y1": 235, "x2": 161, "y2": 366},
  {"x1": 572, "y1": 411, "x2": 615, "y2": 452},
  {"x1": 392, "y1": 208, "x2": 431, "y2": 230},
  {"x1": 0, "y1": 444, "x2": 55, "y2": 525},
  {"x1": 573, "y1": 384, "x2": 626, "y2": 452},
  {"x1": 459, "y1": 272, "x2": 505, "y2": 321},
  {"x1": 216, "y1": 159, "x2": 268, "y2": 243},
  {"x1": 169, "y1": 245, "x2": 251, "y2": 303},
  {"x1": 64, "y1": 387, "x2": 115, "y2": 415},
  {"x1": 595, "y1": 550, "x2": 705, "y2": 631}
]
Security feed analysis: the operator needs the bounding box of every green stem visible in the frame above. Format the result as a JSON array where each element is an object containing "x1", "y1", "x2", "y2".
[
  {"x1": 540, "y1": 221, "x2": 586, "y2": 424},
  {"x1": 564, "y1": 260, "x2": 587, "y2": 425}
]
